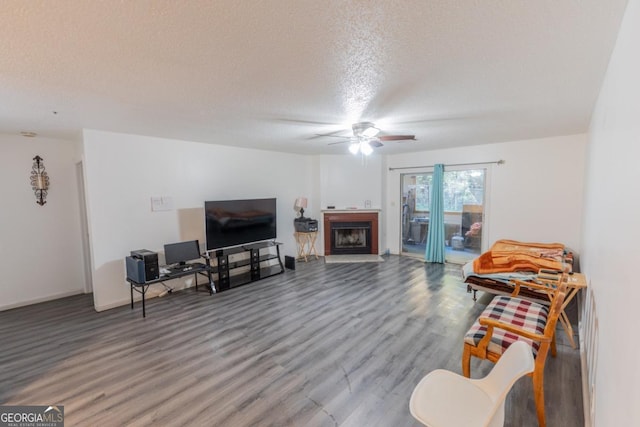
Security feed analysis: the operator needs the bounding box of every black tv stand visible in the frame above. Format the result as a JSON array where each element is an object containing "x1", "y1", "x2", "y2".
[{"x1": 211, "y1": 241, "x2": 284, "y2": 291}]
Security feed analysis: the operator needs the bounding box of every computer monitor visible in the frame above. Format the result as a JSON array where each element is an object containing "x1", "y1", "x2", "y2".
[{"x1": 164, "y1": 240, "x2": 201, "y2": 266}]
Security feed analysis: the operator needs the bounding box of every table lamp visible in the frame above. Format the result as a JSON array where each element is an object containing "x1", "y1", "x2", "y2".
[{"x1": 294, "y1": 197, "x2": 308, "y2": 218}]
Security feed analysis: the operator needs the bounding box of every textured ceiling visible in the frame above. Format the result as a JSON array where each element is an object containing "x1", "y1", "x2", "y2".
[{"x1": 0, "y1": 0, "x2": 629, "y2": 155}]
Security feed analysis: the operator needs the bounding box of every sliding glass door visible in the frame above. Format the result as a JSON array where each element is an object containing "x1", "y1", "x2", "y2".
[{"x1": 401, "y1": 168, "x2": 486, "y2": 263}]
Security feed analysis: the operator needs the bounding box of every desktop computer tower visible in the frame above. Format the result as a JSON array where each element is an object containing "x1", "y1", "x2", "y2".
[
  {"x1": 126, "y1": 256, "x2": 146, "y2": 283},
  {"x1": 128, "y1": 249, "x2": 159, "y2": 282}
]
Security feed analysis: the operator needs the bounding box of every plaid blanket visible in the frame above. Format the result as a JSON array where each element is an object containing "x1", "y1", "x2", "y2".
[{"x1": 464, "y1": 295, "x2": 549, "y2": 356}]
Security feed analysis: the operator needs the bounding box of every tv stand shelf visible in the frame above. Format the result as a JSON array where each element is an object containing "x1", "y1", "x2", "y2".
[{"x1": 210, "y1": 241, "x2": 284, "y2": 291}]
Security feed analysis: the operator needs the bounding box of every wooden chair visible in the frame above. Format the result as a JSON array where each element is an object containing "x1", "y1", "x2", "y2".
[{"x1": 462, "y1": 274, "x2": 568, "y2": 427}]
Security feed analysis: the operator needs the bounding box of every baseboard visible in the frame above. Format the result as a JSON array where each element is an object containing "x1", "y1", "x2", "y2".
[
  {"x1": 94, "y1": 297, "x2": 132, "y2": 312},
  {"x1": 0, "y1": 289, "x2": 85, "y2": 312},
  {"x1": 578, "y1": 288, "x2": 597, "y2": 427},
  {"x1": 578, "y1": 291, "x2": 590, "y2": 427},
  {"x1": 579, "y1": 341, "x2": 592, "y2": 427}
]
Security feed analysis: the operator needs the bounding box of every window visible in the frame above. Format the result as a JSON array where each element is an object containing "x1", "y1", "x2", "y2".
[
  {"x1": 401, "y1": 168, "x2": 486, "y2": 263},
  {"x1": 443, "y1": 170, "x2": 484, "y2": 212},
  {"x1": 414, "y1": 175, "x2": 432, "y2": 211},
  {"x1": 412, "y1": 170, "x2": 484, "y2": 213}
]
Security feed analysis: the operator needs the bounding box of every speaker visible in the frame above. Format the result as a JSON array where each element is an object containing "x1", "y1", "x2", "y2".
[
  {"x1": 129, "y1": 249, "x2": 159, "y2": 282},
  {"x1": 285, "y1": 255, "x2": 295, "y2": 270}
]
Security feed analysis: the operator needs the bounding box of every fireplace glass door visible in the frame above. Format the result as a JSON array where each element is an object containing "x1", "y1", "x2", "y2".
[{"x1": 331, "y1": 222, "x2": 372, "y2": 255}]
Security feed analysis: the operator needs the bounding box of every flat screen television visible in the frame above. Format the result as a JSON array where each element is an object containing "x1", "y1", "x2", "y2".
[
  {"x1": 205, "y1": 198, "x2": 277, "y2": 251},
  {"x1": 164, "y1": 239, "x2": 201, "y2": 265}
]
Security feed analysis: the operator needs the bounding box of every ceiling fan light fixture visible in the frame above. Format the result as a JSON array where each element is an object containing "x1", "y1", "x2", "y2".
[
  {"x1": 361, "y1": 126, "x2": 379, "y2": 138},
  {"x1": 352, "y1": 121, "x2": 374, "y2": 136},
  {"x1": 360, "y1": 141, "x2": 373, "y2": 156},
  {"x1": 320, "y1": 121, "x2": 413, "y2": 155}
]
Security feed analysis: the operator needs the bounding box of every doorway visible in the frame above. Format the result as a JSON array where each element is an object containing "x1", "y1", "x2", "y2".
[{"x1": 400, "y1": 168, "x2": 486, "y2": 264}]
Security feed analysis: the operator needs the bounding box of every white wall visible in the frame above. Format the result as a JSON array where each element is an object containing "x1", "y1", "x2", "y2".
[
  {"x1": 583, "y1": 0, "x2": 640, "y2": 424},
  {"x1": 385, "y1": 134, "x2": 587, "y2": 255},
  {"x1": 83, "y1": 130, "x2": 313, "y2": 311},
  {"x1": 316, "y1": 154, "x2": 384, "y2": 255},
  {"x1": 0, "y1": 135, "x2": 86, "y2": 310},
  {"x1": 318, "y1": 154, "x2": 383, "y2": 210}
]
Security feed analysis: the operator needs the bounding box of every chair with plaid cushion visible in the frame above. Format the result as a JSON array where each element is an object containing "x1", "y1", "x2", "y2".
[{"x1": 462, "y1": 274, "x2": 567, "y2": 427}]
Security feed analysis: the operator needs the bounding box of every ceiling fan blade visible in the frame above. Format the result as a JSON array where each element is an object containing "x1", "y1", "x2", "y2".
[
  {"x1": 308, "y1": 129, "x2": 352, "y2": 140},
  {"x1": 370, "y1": 140, "x2": 384, "y2": 148},
  {"x1": 275, "y1": 118, "x2": 341, "y2": 126},
  {"x1": 314, "y1": 133, "x2": 352, "y2": 139},
  {"x1": 328, "y1": 140, "x2": 350, "y2": 145},
  {"x1": 378, "y1": 135, "x2": 416, "y2": 141}
]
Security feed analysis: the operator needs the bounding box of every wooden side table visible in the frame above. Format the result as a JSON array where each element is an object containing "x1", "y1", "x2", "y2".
[
  {"x1": 512, "y1": 271, "x2": 587, "y2": 349},
  {"x1": 559, "y1": 272, "x2": 587, "y2": 349},
  {"x1": 536, "y1": 271, "x2": 587, "y2": 349},
  {"x1": 294, "y1": 231, "x2": 319, "y2": 262}
]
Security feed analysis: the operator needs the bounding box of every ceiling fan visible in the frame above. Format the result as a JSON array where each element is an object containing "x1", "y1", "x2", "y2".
[{"x1": 319, "y1": 122, "x2": 416, "y2": 155}]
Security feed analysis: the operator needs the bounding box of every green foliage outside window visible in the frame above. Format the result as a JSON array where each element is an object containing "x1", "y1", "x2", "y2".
[{"x1": 413, "y1": 169, "x2": 484, "y2": 212}]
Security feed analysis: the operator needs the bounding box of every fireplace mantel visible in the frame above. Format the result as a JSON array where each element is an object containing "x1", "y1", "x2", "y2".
[{"x1": 323, "y1": 211, "x2": 379, "y2": 255}]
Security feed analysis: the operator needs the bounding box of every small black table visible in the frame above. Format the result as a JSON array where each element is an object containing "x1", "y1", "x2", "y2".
[{"x1": 127, "y1": 262, "x2": 214, "y2": 318}]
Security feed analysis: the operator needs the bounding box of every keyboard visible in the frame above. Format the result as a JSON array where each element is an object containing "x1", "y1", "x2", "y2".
[{"x1": 167, "y1": 263, "x2": 205, "y2": 273}]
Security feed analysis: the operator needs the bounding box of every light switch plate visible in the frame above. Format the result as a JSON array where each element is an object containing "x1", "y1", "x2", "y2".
[{"x1": 151, "y1": 196, "x2": 174, "y2": 211}]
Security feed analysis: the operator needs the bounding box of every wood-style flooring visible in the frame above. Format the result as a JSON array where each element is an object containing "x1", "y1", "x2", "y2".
[{"x1": 0, "y1": 256, "x2": 583, "y2": 426}]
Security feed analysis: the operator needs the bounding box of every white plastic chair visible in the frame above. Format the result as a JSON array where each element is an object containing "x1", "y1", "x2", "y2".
[{"x1": 409, "y1": 340, "x2": 534, "y2": 427}]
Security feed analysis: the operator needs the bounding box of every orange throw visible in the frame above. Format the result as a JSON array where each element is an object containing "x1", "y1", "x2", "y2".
[{"x1": 473, "y1": 239, "x2": 568, "y2": 274}]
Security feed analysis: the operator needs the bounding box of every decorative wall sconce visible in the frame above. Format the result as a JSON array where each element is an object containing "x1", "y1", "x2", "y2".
[{"x1": 30, "y1": 155, "x2": 50, "y2": 206}]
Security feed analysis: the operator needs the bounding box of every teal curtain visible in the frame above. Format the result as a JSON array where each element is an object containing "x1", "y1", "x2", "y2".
[{"x1": 425, "y1": 164, "x2": 445, "y2": 263}]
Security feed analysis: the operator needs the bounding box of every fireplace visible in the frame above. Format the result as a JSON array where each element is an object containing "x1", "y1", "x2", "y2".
[
  {"x1": 331, "y1": 221, "x2": 372, "y2": 255},
  {"x1": 323, "y1": 211, "x2": 379, "y2": 255}
]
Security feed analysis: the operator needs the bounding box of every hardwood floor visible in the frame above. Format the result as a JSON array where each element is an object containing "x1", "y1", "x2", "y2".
[{"x1": 0, "y1": 256, "x2": 583, "y2": 426}]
